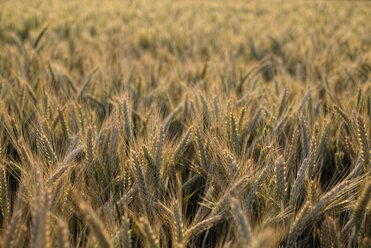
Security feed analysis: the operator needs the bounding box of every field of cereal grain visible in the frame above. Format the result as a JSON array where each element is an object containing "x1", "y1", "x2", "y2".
[{"x1": 0, "y1": 1, "x2": 370, "y2": 247}]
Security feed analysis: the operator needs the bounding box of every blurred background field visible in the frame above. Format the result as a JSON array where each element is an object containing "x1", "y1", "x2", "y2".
[{"x1": 1, "y1": 1, "x2": 370, "y2": 86}]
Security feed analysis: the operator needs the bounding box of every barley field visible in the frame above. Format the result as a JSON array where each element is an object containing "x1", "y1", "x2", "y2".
[{"x1": 0, "y1": 0, "x2": 370, "y2": 247}]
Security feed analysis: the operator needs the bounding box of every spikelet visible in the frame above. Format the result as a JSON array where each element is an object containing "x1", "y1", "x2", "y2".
[
  {"x1": 3, "y1": 211, "x2": 22, "y2": 248},
  {"x1": 237, "y1": 107, "x2": 246, "y2": 131},
  {"x1": 43, "y1": 94, "x2": 52, "y2": 121},
  {"x1": 56, "y1": 220, "x2": 70, "y2": 248},
  {"x1": 138, "y1": 217, "x2": 160, "y2": 248},
  {"x1": 356, "y1": 88, "x2": 362, "y2": 111},
  {"x1": 184, "y1": 215, "x2": 222, "y2": 241},
  {"x1": 229, "y1": 113, "x2": 240, "y2": 155},
  {"x1": 300, "y1": 114, "x2": 309, "y2": 159},
  {"x1": 123, "y1": 99, "x2": 133, "y2": 143},
  {"x1": 58, "y1": 107, "x2": 69, "y2": 141},
  {"x1": 164, "y1": 103, "x2": 182, "y2": 128},
  {"x1": 109, "y1": 122, "x2": 119, "y2": 171},
  {"x1": 77, "y1": 104, "x2": 86, "y2": 135},
  {"x1": 326, "y1": 217, "x2": 340, "y2": 248},
  {"x1": 143, "y1": 145, "x2": 162, "y2": 198},
  {"x1": 213, "y1": 96, "x2": 220, "y2": 122},
  {"x1": 31, "y1": 185, "x2": 51, "y2": 248},
  {"x1": 183, "y1": 97, "x2": 189, "y2": 122},
  {"x1": 201, "y1": 95, "x2": 211, "y2": 127},
  {"x1": 356, "y1": 115, "x2": 370, "y2": 168},
  {"x1": 244, "y1": 168, "x2": 267, "y2": 209},
  {"x1": 74, "y1": 197, "x2": 113, "y2": 248},
  {"x1": 334, "y1": 152, "x2": 344, "y2": 171},
  {"x1": 275, "y1": 156, "x2": 286, "y2": 203},
  {"x1": 155, "y1": 125, "x2": 164, "y2": 166},
  {"x1": 285, "y1": 125, "x2": 300, "y2": 162},
  {"x1": 290, "y1": 158, "x2": 309, "y2": 205},
  {"x1": 122, "y1": 165, "x2": 132, "y2": 192},
  {"x1": 212, "y1": 175, "x2": 249, "y2": 215},
  {"x1": 277, "y1": 87, "x2": 287, "y2": 117},
  {"x1": 274, "y1": 115, "x2": 288, "y2": 136},
  {"x1": 287, "y1": 180, "x2": 350, "y2": 246},
  {"x1": 333, "y1": 105, "x2": 355, "y2": 135},
  {"x1": 224, "y1": 150, "x2": 238, "y2": 179},
  {"x1": 132, "y1": 152, "x2": 151, "y2": 214},
  {"x1": 0, "y1": 165, "x2": 10, "y2": 223},
  {"x1": 173, "y1": 201, "x2": 184, "y2": 248},
  {"x1": 19, "y1": 83, "x2": 26, "y2": 118},
  {"x1": 173, "y1": 128, "x2": 192, "y2": 163},
  {"x1": 344, "y1": 135, "x2": 356, "y2": 158},
  {"x1": 118, "y1": 215, "x2": 131, "y2": 248},
  {"x1": 321, "y1": 218, "x2": 331, "y2": 248},
  {"x1": 230, "y1": 197, "x2": 252, "y2": 247},
  {"x1": 154, "y1": 200, "x2": 174, "y2": 223},
  {"x1": 26, "y1": 82, "x2": 38, "y2": 104},
  {"x1": 311, "y1": 119, "x2": 330, "y2": 175},
  {"x1": 247, "y1": 108, "x2": 261, "y2": 133},
  {"x1": 307, "y1": 179, "x2": 321, "y2": 206},
  {"x1": 351, "y1": 182, "x2": 371, "y2": 232},
  {"x1": 195, "y1": 128, "x2": 209, "y2": 171},
  {"x1": 286, "y1": 202, "x2": 311, "y2": 247},
  {"x1": 36, "y1": 128, "x2": 58, "y2": 166},
  {"x1": 85, "y1": 126, "x2": 95, "y2": 180}
]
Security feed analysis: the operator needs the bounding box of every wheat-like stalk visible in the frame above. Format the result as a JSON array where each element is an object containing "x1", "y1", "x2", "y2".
[
  {"x1": 229, "y1": 113, "x2": 240, "y2": 155},
  {"x1": 287, "y1": 180, "x2": 350, "y2": 246},
  {"x1": 31, "y1": 188, "x2": 51, "y2": 248},
  {"x1": 74, "y1": 196, "x2": 113, "y2": 248},
  {"x1": 123, "y1": 99, "x2": 133, "y2": 143},
  {"x1": 132, "y1": 151, "x2": 151, "y2": 214},
  {"x1": 0, "y1": 165, "x2": 10, "y2": 223},
  {"x1": 275, "y1": 156, "x2": 286, "y2": 203},
  {"x1": 184, "y1": 215, "x2": 222, "y2": 241},
  {"x1": 356, "y1": 115, "x2": 370, "y2": 169},
  {"x1": 117, "y1": 215, "x2": 131, "y2": 248},
  {"x1": 350, "y1": 182, "x2": 371, "y2": 232},
  {"x1": 300, "y1": 114, "x2": 309, "y2": 159},
  {"x1": 56, "y1": 220, "x2": 70, "y2": 248},
  {"x1": 3, "y1": 211, "x2": 22, "y2": 248},
  {"x1": 195, "y1": 128, "x2": 210, "y2": 171},
  {"x1": 172, "y1": 127, "x2": 192, "y2": 164},
  {"x1": 143, "y1": 144, "x2": 162, "y2": 198},
  {"x1": 173, "y1": 201, "x2": 184, "y2": 248},
  {"x1": 244, "y1": 168, "x2": 268, "y2": 209},
  {"x1": 58, "y1": 107, "x2": 69, "y2": 141},
  {"x1": 290, "y1": 158, "x2": 309, "y2": 205},
  {"x1": 138, "y1": 217, "x2": 160, "y2": 248},
  {"x1": 85, "y1": 126, "x2": 95, "y2": 180},
  {"x1": 230, "y1": 197, "x2": 251, "y2": 247}
]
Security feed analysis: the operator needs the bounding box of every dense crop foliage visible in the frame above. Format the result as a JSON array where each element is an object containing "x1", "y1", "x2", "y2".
[{"x1": 0, "y1": 0, "x2": 370, "y2": 247}]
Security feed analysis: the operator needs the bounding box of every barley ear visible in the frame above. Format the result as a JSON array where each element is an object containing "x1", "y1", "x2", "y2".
[
  {"x1": 138, "y1": 217, "x2": 160, "y2": 248},
  {"x1": 173, "y1": 201, "x2": 184, "y2": 248},
  {"x1": 123, "y1": 99, "x2": 133, "y2": 143},
  {"x1": 3, "y1": 211, "x2": 22, "y2": 248},
  {"x1": 351, "y1": 182, "x2": 371, "y2": 232},
  {"x1": 290, "y1": 158, "x2": 309, "y2": 206},
  {"x1": 300, "y1": 114, "x2": 309, "y2": 159},
  {"x1": 73, "y1": 196, "x2": 113, "y2": 248},
  {"x1": 356, "y1": 115, "x2": 369, "y2": 169},
  {"x1": 132, "y1": 151, "x2": 151, "y2": 215},
  {"x1": 56, "y1": 220, "x2": 70, "y2": 248},
  {"x1": 118, "y1": 215, "x2": 131, "y2": 248},
  {"x1": 230, "y1": 197, "x2": 252, "y2": 248}
]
